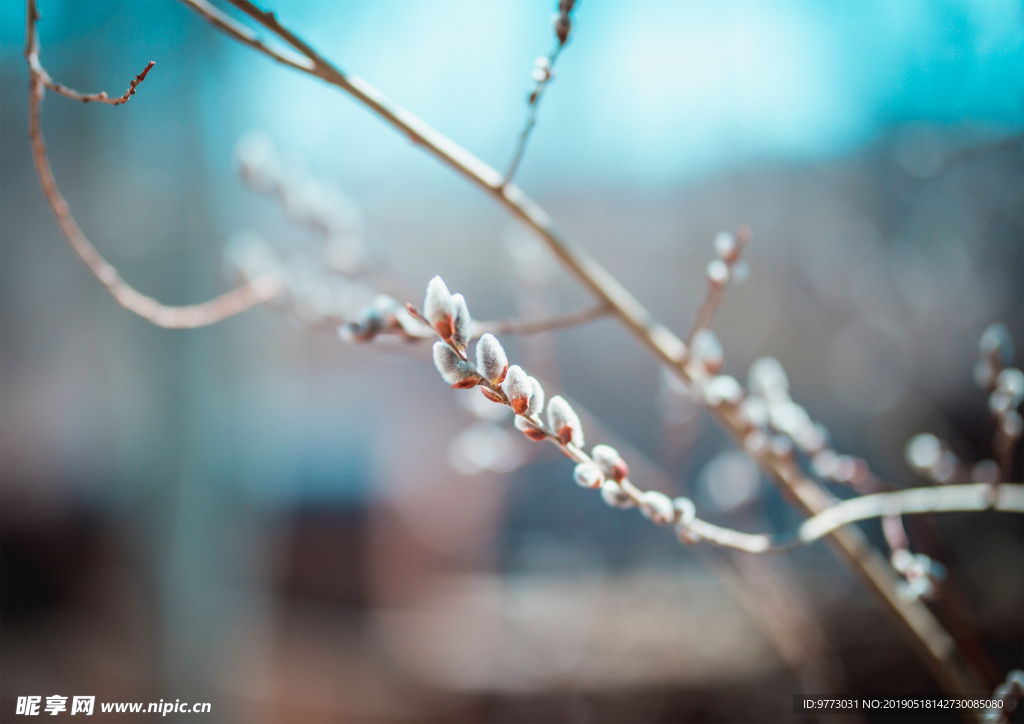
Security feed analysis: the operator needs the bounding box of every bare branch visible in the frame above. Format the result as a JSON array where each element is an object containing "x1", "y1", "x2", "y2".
[
  {"x1": 677, "y1": 484, "x2": 1024, "y2": 554},
  {"x1": 473, "y1": 303, "x2": 609, "y2": 337},
  {"x1": 24, "y1": 3, "x2": 156, "y2": 106},
  {"x1": 25, "y1": 0, "x2": 283, "y2": 328},
  {"x1": 40, "y1": 60, "x2": 155, "y2": 105},
  {"x1": 793, "y1": 484, "x2": 1023, "y2": 546},
  {"x1": 685, "y1": 225, "x2": 752, "y2": 346},
  {"x1": 503, "y1": 38, "x2": 570, "y2": 185},
  {"x1": 180, "y1": 1, "x2": 991, "y2": 703},
  {"x1": 178, "y1": 0, "x2": 312, "y2": 72},
  {"x1": 664, "y1": 484, "x2": 1022, "y2": 554}
]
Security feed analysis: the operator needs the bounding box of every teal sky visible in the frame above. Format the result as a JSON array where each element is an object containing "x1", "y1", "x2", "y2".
[{"x1": 2, "y1": 0, "x2": 1022, "y2": 188}]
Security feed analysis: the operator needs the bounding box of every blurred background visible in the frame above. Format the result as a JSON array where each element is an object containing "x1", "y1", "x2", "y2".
[{"x1": 1, "y1": 1, "x2": 1022, "y2": 721}]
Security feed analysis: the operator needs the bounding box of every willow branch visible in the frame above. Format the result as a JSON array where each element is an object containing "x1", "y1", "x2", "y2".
[
  {"x1": 171, "y1": 0, "x2": 988, "y2": 702},
  {"x1": 473, "y1": 303, "x2": 609, "y2": 337},
  {"x1": 685, "y1": 225, "x2": 752, "y2": 345},
  {"x1": 33, "y1": 58, "x2": 156, "y2": 105},
  {"x1": 503, "y1": 42, "x2": 566, "y2": 186},
  {"x1": 178, "y1": 0, "x2": 312, "y2": 72},
  {"x1": 688, "y1": 484, "x2": 1024, "y2": 554},
  {"x1": 25, "y1": 0, "x2": 283, "y2": 328}
]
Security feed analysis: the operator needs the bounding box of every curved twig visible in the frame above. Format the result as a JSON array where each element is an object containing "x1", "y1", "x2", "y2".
[
  {"x1": 25, "y1": 0, "x2": 283, "y2": 328},
  {"x1": 35, "y1": 59, "x2": 156, "y2": 105},
  {"x1": 689, "y1": 484, "x2": 1024, "y2": 554}
]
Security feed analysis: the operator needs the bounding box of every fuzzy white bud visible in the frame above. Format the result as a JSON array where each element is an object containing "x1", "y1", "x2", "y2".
[
  {"x1": 591, "y1": 444, "x2": 628, "y2": 481},
  {"x1": 980, "y1": 322, "x2": 1013, "y2": 366},
  {"x1": 739, "y1": 396, "x2": 769, "y2": 429},
  {"x1": 600, "y1": 480, "x2": 635, "y2": 509},
  {"x1": 527, "y1": 376, "x2": 545, "y2": 416},
  {"x1": 424, "y1": 276, "x2": 455, "y2": 337},
  {"x1": 547, "y1": 395, "x2": 584, "y2": 447},
  {"x1": 449, "y1": 293, "x2": 472, "y2": 350},
  {"x1": 996, "y1": 368, "x2": 1024, "y2": 406},
  {"x1": 713, "y1": 232, "x2": 737, "y2": 260},
  {"x1": 371, "y1": 294, "x2": 401, "y2": 326},
  {"x1": 673, "y1": 497, "x2": 697, "y2": 525},
  {"x1": 707, "y1": 259, "x2": 730, "y2": 286},
  {"x1": 905, "y1": 433, "x2": 941, "y2": 472},
  {"x1": 690, "y1": 329, "x2": 724, "y2": 373},
  {"x1": 768, "y1": 400, "x2": 812, "y2": 437},
  {"x1": 674, "y1": 497, "x2": 700, "y2": 544},
  {"x1": 639, "y1": 490, "x2": 676, "y2": 525},
  {"x1": 432, "y1": 341, "x2": 477, "y2": 387},
  {"x1": 573, "y1": 463, "x2": 603, "y2": 489},
  {"x1": 502, "y1": 365, "x2": 532, "y2": 415},
  {"x1": 748, "y1": 357, "x2": 789, "y2": 402},
  {"x1": 514, "y1": 414, "x2": 547, "y2": 441},
  {"x1": 703, "y1": 375, "x2": 744, "y2": 407},
  {"x1": 475, "y1": 333, "x2": 508, "y2": 384},
  {"x1": 812, "y1": 449, "x2": 838, "y2": 479}
]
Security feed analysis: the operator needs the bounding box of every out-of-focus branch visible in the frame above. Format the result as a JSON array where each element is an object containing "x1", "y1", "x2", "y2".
[
  {"x1": 341, "y1": 296, "x2": 611, "y2": 344},
  {"x1": 503, "y1": 0, "x2": 577, "y2": 186},
  {"x1": 181, "y1": 1, "x2": 991, "y2": 704},
  {"x1": 179, "y1": 0, "x2": 312, "y2": 72},
  {"x1": 474, "y1": 303, "x2": 609, "y2": 337},
  {"x1": 24, "y1": 0, "x2": 283, "y2": 328},
  {"x1": 685, "y1": 225, "x2": 752, "y2": 346},
  {"x1": 501, "y1": 46, "x2": 562, "y2": 187},
  {"x1": 788, "y1": 484, "x2": 1023, "y2": 548},
  {"x1": 680, "y1": 484, "x2": 1023, "y2": 554}
]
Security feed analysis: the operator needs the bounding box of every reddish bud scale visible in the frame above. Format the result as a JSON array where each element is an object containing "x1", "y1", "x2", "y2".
[
  {"x1": 497, "y1": 363, "x2": 509, "y2": 384},
  {"x1": 435, "y1": 315, "x2": 453, "y2": 341},
  {"x1": 452, "y1": 376, "x2": 479, "y2": 389},
  {"x1": 558, "y1": 425, "x2": 574, "y2": 445},
  {"x1": 612, "y1": 461, "x2": 629, "y2": 481},
  {"x1": 480, "y1": 387, "x2": 503, "y2": 404},
  {"x1": 511, "y1": 397, "x2": 529, "y2": 415},
  {"x1": 523, "y1": 427, "x2": 547, "y2": 442}
]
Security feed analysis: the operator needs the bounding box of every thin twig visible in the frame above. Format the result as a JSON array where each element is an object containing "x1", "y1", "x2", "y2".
[
  {"x1": 25, "y1": 0, "x2": 283, "y2": 328},
  {"x1": 35, "y1": 59, "x2": 156, "y2": 105},
  {"x1": 23, "y1": 4, "x2": 156, "y2": 107},
  {"x1": 503, "y1": 42, "x2": 565, "y2": 186},
  {"x1": 685, "y1": 225, "x2": 752, "y2": 346},
  {"x1": 170, "y1": 0, "x2": 990, "y2": 703},
  {"x1": 349, "y1": 301, "x2": 608, "y2": 342},
  {"x1": 791, "y1": 484, "x2": 1023, "y2": 547},
  {"x1": 682, "y1": 484, "x2": 1023, "y2": 554},
  {"x1": 474, "y1": 303, "x2": 609, "y2": 337}
]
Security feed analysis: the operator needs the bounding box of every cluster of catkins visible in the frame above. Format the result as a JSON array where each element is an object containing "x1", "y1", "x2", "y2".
[
  {"x1": 976, "y1": 323, "x2": 1024, "y2": 445},
  {"x1": 422, "y1": 275, "x2": 699, "y2": 538},
  {"x1": 224, "y1": 132, "x2": 382, "y2": 328},
  {"x1": 891, "y1": 548, "x2": 946, "y2": 602},
  {"x1": 906, "y1": 323, "x2": 1022, "y2": 485}
]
